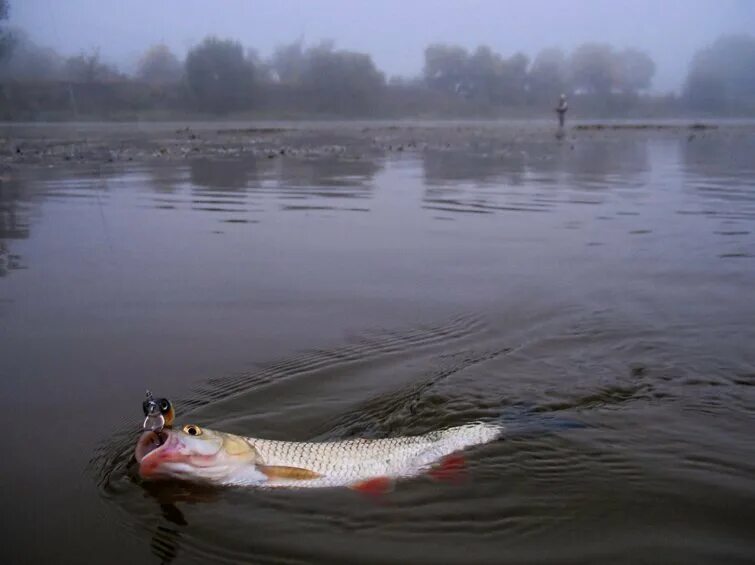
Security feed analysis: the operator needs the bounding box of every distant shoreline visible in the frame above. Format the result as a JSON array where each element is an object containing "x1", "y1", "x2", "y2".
[{"x1": 1, "y1": 119, "x2": 752, "y2": 169}]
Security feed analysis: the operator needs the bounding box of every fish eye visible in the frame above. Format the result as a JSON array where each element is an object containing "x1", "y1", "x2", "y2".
[{"x1": 183, "y1": 424, "x2": 202, "y2": 436}]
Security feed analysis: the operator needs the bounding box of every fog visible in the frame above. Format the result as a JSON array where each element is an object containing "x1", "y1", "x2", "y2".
[
  {"x1": 10, "y1": 0, "x2": 755, "y2": 93},
  {"x1": 1, "y1": 0, "x2": 754, "y2": 119}
]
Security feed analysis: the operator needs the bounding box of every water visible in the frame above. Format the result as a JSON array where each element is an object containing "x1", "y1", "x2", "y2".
[{"x1": 1, "y1": 125, "x2": 754, "y2": 564}]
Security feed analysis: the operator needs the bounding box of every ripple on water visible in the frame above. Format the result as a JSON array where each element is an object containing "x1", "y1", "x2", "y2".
[{"x1": 88, "y1": 306, "x2": 755, "y2": 564}]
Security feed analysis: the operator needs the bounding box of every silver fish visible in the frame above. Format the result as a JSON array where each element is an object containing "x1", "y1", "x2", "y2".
[{"x1": 135, "y1": 421, "x2": 502, "y2": 490}]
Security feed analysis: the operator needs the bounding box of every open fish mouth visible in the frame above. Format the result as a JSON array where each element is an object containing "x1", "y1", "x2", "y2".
[{"x1": 135, "y1": 429, "x2": 171, "y2": 464}]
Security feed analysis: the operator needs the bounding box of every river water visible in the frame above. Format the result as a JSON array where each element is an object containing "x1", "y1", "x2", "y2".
[{"x1": 1, "y1": 126, "x2": 754, "y2": 563}]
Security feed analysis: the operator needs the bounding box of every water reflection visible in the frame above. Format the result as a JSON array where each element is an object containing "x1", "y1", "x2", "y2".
[
  {"x1": 422, "y1": 146, "x2": 537, "y2": 216},
  {"x1": 140, "y1": 481, "x2": 222, "y2": 564},
  {"x1": 682, "y1": 134, "x2": 755, "y2": 222},
  {"x1": 423, "y1": 147, "x2": 526, "y2": 186},
  {"x1": 148, "y1": 163, "x2": 186, "y2": 194},
  {"x1": 276, "y1": 155, "x2": 382, "y2": 189},
  {"x1": 567, "y1": 139, "x2": 648, "y2": 188},
  {"x1": 0, "y1": 165, "x2": 123, "y2": 277},
  {"x1": 4, "y1": 128, "x2": 755, "y2": 563},
  {"x1": 270, "y1": 155, "x2": 381, "y2": 213},
  {"x1": 1, "y1": 134, "x2": 742, "y2": 279},
  {"x1": 189, "y1": 157, "x2": 263, "y2": 191},
  {"x1": 176, "y1": 154, "x2": 383, "y2": 218},
  {"x1": 186, "y1": 158, "x2": 263, "y2": 218},
  {"x1": 421, "y1": 139, "x2": 649, "y2": 217},
  {"x1": 683, "y1": 132, "x2": 755, "y2": 180},
  {"x1": 2, "y1": 133, "x2": 749, "y2": 274},
  {"x1": 0, "y1": 176, "x2": 30, "y2": 277}
]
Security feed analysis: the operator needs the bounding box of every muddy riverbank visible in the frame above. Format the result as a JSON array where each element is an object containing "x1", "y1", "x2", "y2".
[{"x1": 0, "y1": 119, "x2": 740, "y2": 169}]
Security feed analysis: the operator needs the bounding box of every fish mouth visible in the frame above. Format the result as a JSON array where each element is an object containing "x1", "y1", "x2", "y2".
[
  {"x1": 135, "y1": 429, "x2": 172, "y2": 464},
  {"x1": 135, "y1": 429, "x2": 225, "y2": 482}
]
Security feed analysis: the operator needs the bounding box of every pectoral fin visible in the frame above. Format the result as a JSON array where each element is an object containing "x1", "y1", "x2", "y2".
[{"x1": 258, "y1": 465, "x2": 322, "y2": 480}]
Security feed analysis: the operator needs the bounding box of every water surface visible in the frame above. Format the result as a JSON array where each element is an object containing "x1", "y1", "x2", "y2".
[{"x1": 1, "y1": 127, "x2": 754, "y2": 564}]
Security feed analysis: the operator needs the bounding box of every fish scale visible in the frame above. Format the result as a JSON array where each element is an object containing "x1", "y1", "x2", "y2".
[{"x1": 244, "y1": 422, "x2": 502, "y2": 488}]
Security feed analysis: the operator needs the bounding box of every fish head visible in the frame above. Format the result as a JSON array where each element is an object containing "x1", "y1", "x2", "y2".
[{"x1": 135, "y1": 424, "x2": 264, "y2": 485}]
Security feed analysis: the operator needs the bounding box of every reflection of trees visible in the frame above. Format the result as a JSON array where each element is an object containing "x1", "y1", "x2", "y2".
[
  {"x1": 564, "y1": 140, "x2": 649, "y2": 189},
  {"x1": 266, "y1": 156, "x2": 382, "y2": 212},
  {"x1": 188, "y1": 154, "x2": 382, "y2": 194},
  {"x1": 423, "y1": 148, "x2": 525, "y2": 186},
  {"x1": 683, "y1": 134, "x2": 755, "y2": 182},
  {"x1": 186, "y1": 154, "x2": 382, "y2": 213},
  {"x1": 276, "y1": 155, "x2": 381, "y2": 193},
  {"x1": 187, "y1": 157, "x2": 266, "y2": 216},
  {"x1": 189, "y1": 157, "x2": 261, "y2": 191},
  {"x1": 682, "y1": 134, "x2": 755, "y2": 216},
  {"x1": 421, "y1": 140, "x2": 650, "y2": 216},
  {"x1": 422, "y1": 147, "x2": 532, "y2": 215},
  {"x1": 148, "y1": 162, "x2": 185, "y2": 193},
  {"x1": 0, "y1": 176, "x2": 30, "y2": 277}
]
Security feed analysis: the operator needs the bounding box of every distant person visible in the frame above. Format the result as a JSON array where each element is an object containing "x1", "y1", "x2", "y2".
[{"x1": 556, "y1": 94, "x2": 568, "y2": 129}]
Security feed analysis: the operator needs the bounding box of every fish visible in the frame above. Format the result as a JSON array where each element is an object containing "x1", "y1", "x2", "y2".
[{"x1": 135, "y1": 421, "x2": 502, "y2": 491}]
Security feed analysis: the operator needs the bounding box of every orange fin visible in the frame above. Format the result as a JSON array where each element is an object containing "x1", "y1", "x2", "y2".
[
  {"x1": 350, "y1": 476, "x2": 394, "y2": 495},
  {"x1": 258, "y1": 465, "x2": 321, "y2": 480},
  {"x1": 428, "y1": 454, "x2": 467, "y2": 483}
]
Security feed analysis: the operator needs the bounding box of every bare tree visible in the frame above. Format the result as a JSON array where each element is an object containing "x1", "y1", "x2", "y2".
[
  {"x1": 185, "y1": 36, "x2": 255, "y2": 113},
  {"x1": 63, "y1": 49, "x2": 121, "y2": 82},
  {"x1": 0, "y1": 0, "x2": 13, "y2": 61},
  {"x1": 615, "y1": 48, "x2": 655, "y2": 93},
  {"x1": 529, "y1": 48, "x2": 568, "y2": 102},
  {"x1": 685, "y1": 34, "x2": 755, "y2": 111},
  {"x1": 299, "y1": 42, "x2": 385, "y2": 114},
  {"x1": 270, "y1": 41, "x2": 305, "y2": 83},
  {"x1": 423, "y1": 44, "x2": 470, "y2": 94},
  {"x1": 137, "y1": 44, "x2": 182, "y2": 84},
  {"x1": 0, "y1": 27, "x2": 63, "y2": 80},
  {"x1": 569, "y1": 43, "x2": 615, "y2": 95}
]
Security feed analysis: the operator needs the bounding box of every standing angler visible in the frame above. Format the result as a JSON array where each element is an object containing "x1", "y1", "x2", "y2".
[{"x1": 556, "y1": 93, "x2": 568, "y2": 129}]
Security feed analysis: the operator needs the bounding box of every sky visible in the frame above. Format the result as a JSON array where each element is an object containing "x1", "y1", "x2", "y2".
[{"x1": 8, "y1": 0, "x2": 755, "y2": 93}]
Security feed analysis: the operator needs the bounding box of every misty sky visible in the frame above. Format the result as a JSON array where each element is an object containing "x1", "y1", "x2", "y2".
[{"x1": 9, "y1": 0, "x2": 755, "y2": 93}]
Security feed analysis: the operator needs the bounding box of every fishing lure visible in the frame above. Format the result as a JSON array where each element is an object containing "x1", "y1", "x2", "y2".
[{"x1": 141, "y1": 390, "x2": 175, "y2": 433}]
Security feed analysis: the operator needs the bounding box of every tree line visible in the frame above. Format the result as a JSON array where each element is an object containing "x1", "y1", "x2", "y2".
[{"x1": 0, "y1": 2, "x2": 753, "y2": 118}]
